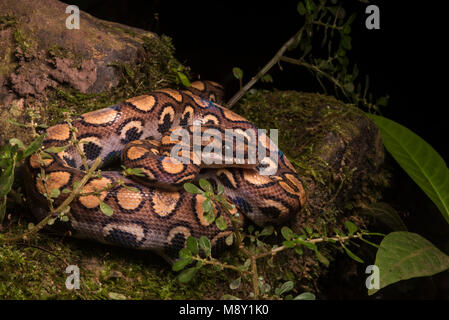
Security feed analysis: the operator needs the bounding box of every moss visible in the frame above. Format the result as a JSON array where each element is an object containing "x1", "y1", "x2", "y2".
[
  {"x1": 0, "y1": 14, "x2": 16, "y2": 30},
  {"x1": 0, "y1": 218, "x2": 226, "y2": 299}
]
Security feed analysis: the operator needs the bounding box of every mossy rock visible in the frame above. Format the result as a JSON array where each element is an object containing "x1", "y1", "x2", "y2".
[{"x1": 0, "y1": 0, "x2": 189, "y2": 145}]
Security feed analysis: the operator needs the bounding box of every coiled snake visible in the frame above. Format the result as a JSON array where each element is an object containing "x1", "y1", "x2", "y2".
[{"x1": 25, "y1": 81, "x2": 305, "y2": 261}]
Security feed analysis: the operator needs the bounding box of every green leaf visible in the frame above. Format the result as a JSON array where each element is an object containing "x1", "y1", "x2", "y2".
[
  {"x1": 221, "y1": 294, "x2": 242, "y2": 300},
  {"x1": 0, "y1": 164, "x2": 15, "y2": 197},
  {"x1": 9, "y1": 138, "x2": 24, "y2": 149},
  {"x1": 199, "y1": 236, "x2": 211, "y2": 256},
  {"x1": 108, "y1": 292, "x2": 127, "y2": 300},
  {"x1": 45, "y1": 145, "x2": 69, "y2": 153},
  {"x1": 199, "y1": 178, "x2": 213, "y2": 193},
  {"x1": 172, "y1": 258, "x2": 191, "y2": 272},
  {"x1": 293, "y1": 292, "x2": 316, "y2": 300},
  {"x1": 342, "y1": 245, "x2": 364, "y2": 263},
  {"x1": 177, "y1": 71, "x2": 191, "y2": 87},
  {"x1": 232, "y1": 67, "x2": 243, "y2": 80},
  {"x1": 281, "y1": 226, "x2": 294, "y2": 241},
  {"x1": 186, "y1": 236, "x2": 199, "y2": 256},
  {"x1": 21, "y1": 134, "x2": 46, "y2": 160},
  {"x1": 215, "y1": 216, "x2": 228, "y2": 231},
  {"x1": 183, "y1": 183, "x2": 203, "y2": 194},
  {"x1": 297, "y1": 2, "x2": 306, "y2": 15},
  {"x1": 369, "y1": 232, "x2": 449, "y2": 295},
  {"x1": 178, "y1": 267, "x2": 198, "y2": 283},
  {"x1": 50, "y1": 188, "x2": 61, "y2": 198},
  {"x1": 315, "y1": 251, "x2": 330, "y2": 267},
  {"x1": 202, "y1": 198, "x2": 213, "y2": 214},
  {"x1": 124, "y1": 167, "x2": 145, "y2": 177},
  {"x1": 217, "y1": 184, "x2": 225, "y2": 195},
  {"x1": 345, "y1": 221, "x2": 358, "y2": 235},
  {"x1": 368, "y1": 114, "x2": 449, "y2": 224},
  {"x1": 277, "y1": 281, "x2": 294, "y2": 295},
  {"x1": 283, "y1": 240, "x2": 296, "y2": 248},
  {"x1": 361, "y1": 202, "x2": 407, "y2": 231},
  {"x1": 259, "y1": 225, "x2": 274, "y2": 237},
  {"x1": 261, "y1": 74, "x2": 273, "y2": 83},
  {"x1": 99, "y1": 201, "x2": 114, "y2": 216},
  {"x1": 229, "y1": 277, "x2": 241, "y2": 290},
  {"x1": 179, "y1": 248, "x2": 192, "y2": 259}
]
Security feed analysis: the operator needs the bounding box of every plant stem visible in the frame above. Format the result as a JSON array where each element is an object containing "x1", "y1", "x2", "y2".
[
  {"x1": 226, "y1": 29, "x2": 304, "y2": 109},
  {"x1": 0, "y1": 157, "x2": 101, "y2": 243}
]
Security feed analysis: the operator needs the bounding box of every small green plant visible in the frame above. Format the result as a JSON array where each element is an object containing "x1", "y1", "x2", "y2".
[
  {"x1": 227, "y1": 0, "x2": 388, "y2": 111},
  {"x1": 176, "y1": 178, "x2": 382, "y2": 299}
]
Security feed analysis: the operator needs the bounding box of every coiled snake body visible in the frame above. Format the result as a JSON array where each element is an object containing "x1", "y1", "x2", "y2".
[{"x1": 25, "y1": 81, "x2": 305, "y2": 260}]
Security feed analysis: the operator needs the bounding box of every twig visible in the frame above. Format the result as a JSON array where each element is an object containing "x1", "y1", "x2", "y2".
[{"x1": 226, "y1": 29, "x2": 305, "y2": 109}]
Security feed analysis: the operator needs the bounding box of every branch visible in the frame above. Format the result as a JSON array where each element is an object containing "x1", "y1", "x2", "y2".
[{"x1": 226, "y1": 29, "x2": 305, "y2": 109}]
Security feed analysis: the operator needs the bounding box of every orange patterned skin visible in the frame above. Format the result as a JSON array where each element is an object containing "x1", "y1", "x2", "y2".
[{"x1": 25, "y1": 81, "x2": 305, "y2": 261}]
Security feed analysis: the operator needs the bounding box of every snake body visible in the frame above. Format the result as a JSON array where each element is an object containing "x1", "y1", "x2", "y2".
[{"x1": 25, "y1": 81, "x2": 305, "y2": 260}]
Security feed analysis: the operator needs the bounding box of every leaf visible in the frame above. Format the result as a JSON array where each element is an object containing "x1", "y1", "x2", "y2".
[
  {"x1": 183, "y1": 183, "x2": 203, "y2": 194},
  {"x1": 45, "y1": 145, "x2": 69, "y2": 153},
  {"x1": 21, "y1": 134, "x2": 46, "y2": 160},
  {"x1": 261, "y1": 74, "x2": 273, "y2": 83},
  {"x1": 172, "y1": 258, "x2": 191, "y2": 272},
  {"x1": 215, "y1": 216, "x2": 228, "y2": 231},
  {"x1": 9, "y1": 138, "x2": 24, "y2": 149},
  {"x1": 186, "y1": 236, "x2": 199, "y2": 256},
  {"x1": 315, "y1": 251, "x2": 330, "y2": 267},
  {"x1": 277, "y1": 281, "x2": 294, "y2": 296},
  {"x1": 99, "y1": 201, "x2": 114, "y2": 216},
  {"x1": 229, "y1": 277, "x2": 241, "y2": 290},
  {"x1": 108, "y1": 292, "x2": 127, "y2": 300},
  {"x1": 259, "y1": 225, "x2": 274, "y2": 237},
  {"x1": 179, "y1": 248, "x2": 192, "y2": 259},
  {"x1": 50, "y1": 188, "x2": 61, "y2": 199},
  {"x1": 369, "y1": 232, "x2": 449, "y2": 295},
  {"x1": 345, "y1": 221, "x2": 358, "y2": 235},
  {"x1": 368, "y1": 114, "x2": 449, "y2": 224},
  {"x1": 225, "y1": 233, "x2": 233, "y2": 246},
  {"x1": 232, "y1": 67, "x2": 243, "y2": 80},
  {"x1": 178, "y1": 267, "x2": 198, "y2": 283},
  {"x1": 0, "y1": 164, "x2": 15, "y2": 197},
  {"x1": 342, "y1": 244, "x2": 364, "y2": 263},
  {"x1": 283, "y1": 240, "x2": 296, "y2": 248},
  {"x1": 361, "y1": 202, "x2": 407, "y2": 231},
  {"x1": 202, "y1": 198, "x2": 213, "y2": 215},
  {"x1": 199, "y1": 178, "x2": 213, "y2": 193},
  {"x1": 217, "y1": 184, "x2": 224, "y2": 195},
  {"x1": 177, "y1": 71, "x2": 191, "y2": 87},
  {"x1": 293, "y1": 292, "x2": 316, "y2": 300},
  {"x1": 281, "y1": 226, "x2": 294, "y2": 241},
  {"x1": 297, "y1": 2, "x2": 306, "y2": 15},
  {"x1": 221, "y1": 294, "x2": 241, "y2": 300},
  {"x1": 199, "y1": 236, "x2": 211, "y2": 256}
]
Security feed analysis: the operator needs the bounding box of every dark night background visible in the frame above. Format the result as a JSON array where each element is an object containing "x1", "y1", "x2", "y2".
[{"x1": 57, "y1": 0, "x2": 449, "y2": 298}]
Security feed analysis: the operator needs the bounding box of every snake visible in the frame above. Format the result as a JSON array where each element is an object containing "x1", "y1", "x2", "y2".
[{"x1": 24, "y1": 81, "x2": 306, "y2": 261}]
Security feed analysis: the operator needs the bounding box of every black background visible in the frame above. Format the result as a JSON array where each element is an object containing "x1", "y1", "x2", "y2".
[{"x1": 63, "y1": 0, "x2": 447, "y2": 162}]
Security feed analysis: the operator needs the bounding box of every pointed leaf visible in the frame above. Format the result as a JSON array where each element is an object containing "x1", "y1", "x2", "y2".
[
  {"x1": 369, "y1": 232, "x2": 449, "y2": 295},
  {"x1": 368, "y1": 114, "x2": 449, "y2": 224}
]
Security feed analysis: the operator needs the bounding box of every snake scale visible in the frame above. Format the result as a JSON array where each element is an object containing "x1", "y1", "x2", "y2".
[{"x1": 24, "y1": 81, "x2": 306, "y2": 261}]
